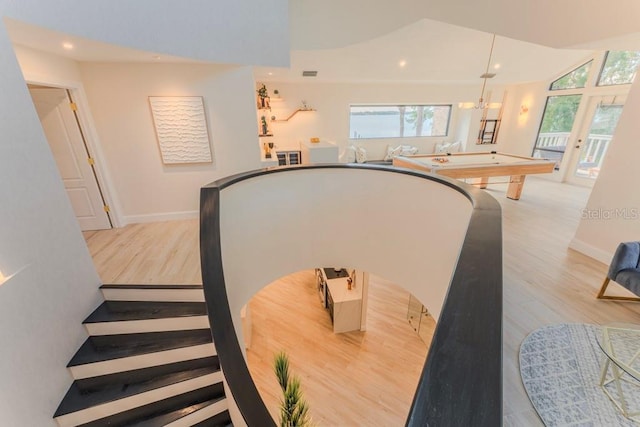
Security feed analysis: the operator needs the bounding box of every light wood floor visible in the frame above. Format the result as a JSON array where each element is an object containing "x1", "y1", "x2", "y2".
[
  {"x1": 84, "y1": 176, "x2": 640, "y2": 427},
  {"x1": 245, "y1": 272, "x2": 432, "y2": 426},
  {"x1": 84, "y1": 219, "x2": 202, "y2": 284}
]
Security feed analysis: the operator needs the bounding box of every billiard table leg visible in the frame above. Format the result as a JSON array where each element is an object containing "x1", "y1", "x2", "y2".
[
  {"x1": 472, "y1": 177, "x2": 489, "y2": 189},
  {"x1": 507, "y1": 175, "x2": 526, "y2": 200}
]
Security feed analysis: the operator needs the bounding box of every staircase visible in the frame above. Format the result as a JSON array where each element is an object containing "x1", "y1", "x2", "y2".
[{"x1": 54, "y1": 284, "x2": 232, "y2": 427}]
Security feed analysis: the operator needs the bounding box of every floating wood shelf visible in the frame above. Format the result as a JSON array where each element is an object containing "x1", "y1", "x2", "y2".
[{"x1": 272, "y1": 108, "x2": 316, "y2": 122}]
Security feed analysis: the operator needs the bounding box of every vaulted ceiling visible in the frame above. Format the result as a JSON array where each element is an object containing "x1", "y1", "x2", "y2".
[
  {"x1": 7, "y1": 1, "x2": 640, "y2": 86},
  {"x1": 289, "y1": 0, "x2": 640, "y2": 50},
  {"x1": 256, "y1": 19, "x2": 592, "y2": 84}
]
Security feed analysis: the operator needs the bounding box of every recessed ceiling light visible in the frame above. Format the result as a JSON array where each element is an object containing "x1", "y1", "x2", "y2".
[
  {"x1": 152, "y1": 55, "x2": 161, "y2": 60},
  {"x1": 268, "y1": 72, "x2": 273, "y2": 76},
  {"x1": 493, "y1": 63, "x2": 501, "y2": 70},
  {"x1": 62, "y1": 42, "x2": 74, "y2": 50},
  {"x1": 399, "y1": 60, "x2": 407, "y2": 68}
]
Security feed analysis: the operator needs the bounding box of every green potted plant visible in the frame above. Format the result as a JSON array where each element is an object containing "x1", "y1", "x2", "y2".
[
  {"x1": 274, "y1": 351, "x2": 313, "y2": 427},
  {"x1": 257, "y1": 84, "x2": 270, "y2": 109}
]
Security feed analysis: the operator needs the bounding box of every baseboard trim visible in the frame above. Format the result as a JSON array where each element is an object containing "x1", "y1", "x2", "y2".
[
  {"x1": 122, "y1": 211, "x2": 199, "y2": 225},
  {"x1": 568, "y1": 238, "x2": 612, "y2": 265}
]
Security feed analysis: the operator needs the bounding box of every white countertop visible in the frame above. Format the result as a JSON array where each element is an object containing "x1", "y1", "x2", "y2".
[{"x1": 326, "y1": 277, "x2": 362, "y2": 303}]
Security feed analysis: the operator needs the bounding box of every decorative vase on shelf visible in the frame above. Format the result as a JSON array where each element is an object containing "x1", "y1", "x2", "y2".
[{"x1": 261, "y1": 116, "x2": 269, "y2": 135}]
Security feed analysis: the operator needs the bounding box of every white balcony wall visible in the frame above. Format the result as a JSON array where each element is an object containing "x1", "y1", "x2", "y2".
[{"x1": 217, "y1": 168, "x2": 473, "y2": 347}]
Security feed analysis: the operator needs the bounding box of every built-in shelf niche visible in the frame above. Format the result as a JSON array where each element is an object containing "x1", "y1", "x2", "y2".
[{"x1": 255, "y1": 83, "x2": 316, "y2": 138}]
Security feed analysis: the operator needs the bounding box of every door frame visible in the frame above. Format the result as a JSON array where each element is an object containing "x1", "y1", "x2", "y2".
[
  {"x1": 564, "y1": 94, "x2": 626, "y2": 187},
  {"x1": 23, "y1": 73, "x2": 121, "y2": 227}
]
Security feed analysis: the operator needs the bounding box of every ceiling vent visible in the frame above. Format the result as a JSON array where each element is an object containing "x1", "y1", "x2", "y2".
[
  {"x1": 302, "y1": 70, "x2": 318, "y2": 77},
  {"x1": 480, "y1": 72, "x2": 496, "y2": 79}
]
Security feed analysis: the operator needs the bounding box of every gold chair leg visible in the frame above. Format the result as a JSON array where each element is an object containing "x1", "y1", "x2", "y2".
[
  {"x1": 597, "y1": 278, "x2": 610, "y2": 299},
  {"x1": 597, "y1": 277, "x2": 640, "y2": 301}
]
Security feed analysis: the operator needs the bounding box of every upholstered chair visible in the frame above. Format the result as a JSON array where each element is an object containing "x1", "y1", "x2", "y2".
[{"x1": 597, "y1": 241, "x2": 640, "y2": 301}]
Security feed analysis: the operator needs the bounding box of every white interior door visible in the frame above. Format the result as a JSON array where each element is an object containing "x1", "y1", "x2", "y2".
[
  {"x1": 565, "y1": 95, "x2": 626, "y2": 187},
  {"x1": 29, "y1": 87, "x2": 112, "y2": 230}
]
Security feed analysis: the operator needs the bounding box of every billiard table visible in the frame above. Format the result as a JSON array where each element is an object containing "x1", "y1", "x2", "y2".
[{"x1": 392, "y1": 151, "x2": 555, "y2": 200}]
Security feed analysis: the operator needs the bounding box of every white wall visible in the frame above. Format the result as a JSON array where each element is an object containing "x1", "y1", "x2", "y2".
[
  {"x1": 0, "y1": 25, "x2": 102, "y2": 427},
  {"x1": 80, "y1": 62, "x2": 262, "y2": 223},
  {"x1": 498, "y1": 81, "x2": 549, "y2": 156},
  {"x1": 260, "y1": 81, "x2": 508, "y2": 160},
  {"x1": 218, "y1": 168, "x2": 473, "y2": 347},
  {"x1": 13, "y1": 44, "x2": 83, "y2": 84},
  {"x1": 14, "y1": 46, "x2": 263, "y2": 223},
  {"x1": 571, "y1": 75, "x2": 640, "y2": 263}
]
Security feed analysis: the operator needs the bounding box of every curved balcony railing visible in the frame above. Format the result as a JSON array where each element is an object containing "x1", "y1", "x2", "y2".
[{"x1": 200, "y1": 164, "x2": 502, "y2": 426}]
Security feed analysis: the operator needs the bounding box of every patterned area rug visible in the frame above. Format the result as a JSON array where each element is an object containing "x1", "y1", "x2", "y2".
[{"x1": 519, "y1": 323, "x2": 640, "y2": 426}]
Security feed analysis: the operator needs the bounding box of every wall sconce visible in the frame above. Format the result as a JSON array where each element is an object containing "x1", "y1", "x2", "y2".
[{"x1": 520, "y1": 104, "x2": 529, "y2": 115}]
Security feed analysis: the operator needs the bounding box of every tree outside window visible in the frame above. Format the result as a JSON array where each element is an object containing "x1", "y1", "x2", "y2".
[{"x1": 598, "y1": 51, "x2": 640, "y2": 86}]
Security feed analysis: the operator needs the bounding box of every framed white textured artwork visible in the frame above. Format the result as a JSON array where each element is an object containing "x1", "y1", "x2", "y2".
[{"x1": 148, "y1": 96, "x2": 213, "y2": 164}]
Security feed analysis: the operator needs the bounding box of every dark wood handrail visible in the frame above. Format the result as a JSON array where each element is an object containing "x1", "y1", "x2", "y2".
[{"x1": 200, "y1": 163, "x2": 502, "y2": 427}]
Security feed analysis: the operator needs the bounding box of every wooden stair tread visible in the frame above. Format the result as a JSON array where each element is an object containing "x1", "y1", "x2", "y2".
[
  {"x1": 55, "y1": 356, "x2": 220, "y2": 417},
  {"x1": 68, "y1": 329, "x2": 213, "y2": 366},
  {"x1": 100, "y1": 284, "x2": 203, "y2": 290},
  {"x1": 191, "y1": 410, "x2": 233, "y2": 427},
  {"x1": 76, "y1": 384, "x2": 225, "y2": 427},
  {"x1": 135, "y1": 405, "x2": 231, "y2": 427},
  {"x1": 84, "y1": 301, "x2": 207, "y2": 323}
]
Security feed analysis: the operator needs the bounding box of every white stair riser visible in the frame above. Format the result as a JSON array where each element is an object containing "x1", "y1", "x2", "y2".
[
  {"x1": 101, "y1": 288, "x2": 205, "y2": 302},
  {"x1": 85, "y1": 316, "x2": 210, "y2": 335},
  {"x1": 69, "y1": 343, "x2": 216, "y2": 379},
  {"x1": 55, "y1": 372, "x2": 224, "y2": 427},
  {"x1": 165, "y1": 397, "x2": 228, "y2": 427}
]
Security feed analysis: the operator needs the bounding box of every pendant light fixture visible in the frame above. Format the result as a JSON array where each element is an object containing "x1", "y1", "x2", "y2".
[{"x1": 459, "y1": 34, "x2": 501, "y2": 109}]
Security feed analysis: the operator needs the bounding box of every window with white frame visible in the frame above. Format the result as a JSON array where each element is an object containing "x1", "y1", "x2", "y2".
[
  {"x1": 597, "y1": 51, "x2": 640, "y2": 86},
  {"x1": 549, "y1": 61, "x2": 592, "y2": 90},
  {"x1": 349, "y1": 105, "x2": 451, "y2": 139}
]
